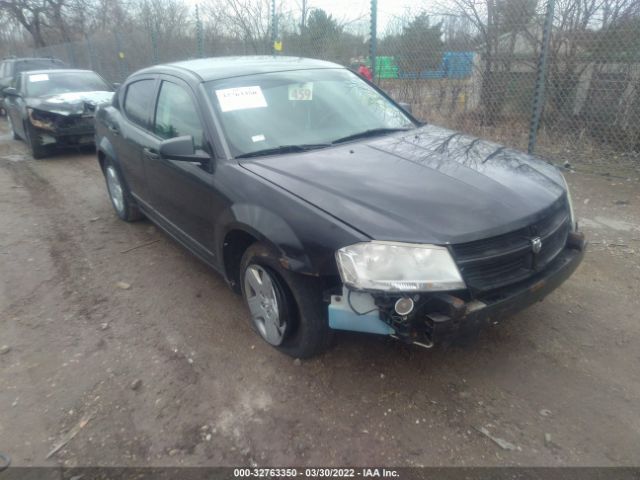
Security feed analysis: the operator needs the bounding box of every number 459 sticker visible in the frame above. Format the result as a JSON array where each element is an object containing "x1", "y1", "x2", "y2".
[{"x1": 288, "y1": 82, "x2": 313, "y2": 101}]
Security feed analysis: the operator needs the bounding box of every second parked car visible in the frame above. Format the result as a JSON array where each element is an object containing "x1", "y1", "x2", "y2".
[
  {"x1": 4, "y1": 68, "x2": 114, "y2": 158},
  {"x1": 0, "y1": 56, "x2": 67, "y2": 115},
  {"x1": 95, "y1": 56, "x2": 585, "y2": 358}
]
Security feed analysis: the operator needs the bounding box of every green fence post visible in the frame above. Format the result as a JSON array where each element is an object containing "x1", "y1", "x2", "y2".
[
  {"x1": 528, "y1": 0, "x2": 555, "y2": 154},
  {"x1": 196, "y1": 4, "x2": 204, "y2": 58},
  {"x1": 114, "y1": 30, "x2": 128, "y2": 81},
  {"x1": 150, "y1": 26, "x2": 159, "y2": 64},
  {"x1": 369, "y1": 0, "x2": 377, "y2": 81},
  {"x1": 86, "y1": 35, "x2": 95, "y2": 71},
  {"x1": 271, "y1": 0, "x2": 278, "y2": 55}
]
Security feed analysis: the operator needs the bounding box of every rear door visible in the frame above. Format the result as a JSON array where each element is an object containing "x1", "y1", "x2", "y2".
[
  {"x1": 144, "y1": 76, "x2": 216, "y2": 261},
  {"x1": 116, "y1": 76, "x2": 159, "y2": 203}
]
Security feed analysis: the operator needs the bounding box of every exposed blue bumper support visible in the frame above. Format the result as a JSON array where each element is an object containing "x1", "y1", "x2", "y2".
[{"x1": 328, "y1": 289, "x2": 394, "y2": 335}]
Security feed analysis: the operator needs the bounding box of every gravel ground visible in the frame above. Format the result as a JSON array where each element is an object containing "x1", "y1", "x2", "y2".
[{"x1": 1, "y1": 118, "x2": 639, "y2": 468}]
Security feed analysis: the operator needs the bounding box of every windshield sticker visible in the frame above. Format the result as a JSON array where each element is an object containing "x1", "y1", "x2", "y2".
[
  {"x1": 288, "y1": 82, "x2": 313, "y2": 101},
  {"x1": 251, "y1": 134, "x2": 266, "y2": 143},
  {"x1": 215, "y1": 86, "x2": 267, "y2": 112},
  {"x1": 29, "y1": 73, "x2": 49, "y2": 82}
]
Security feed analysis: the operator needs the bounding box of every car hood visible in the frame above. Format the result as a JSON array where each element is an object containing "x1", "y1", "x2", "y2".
[
  {"x1": 240, "y1": 124, "x2": 567, "y2": 245},
  {"x1": 27, "y1": 91, "x2": 114, "y2": 116}
]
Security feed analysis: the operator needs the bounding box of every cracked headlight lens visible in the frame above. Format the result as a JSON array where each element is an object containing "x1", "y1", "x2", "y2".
[
  {"x1": 336, "y1": 241, "x2": 465, "y2": 292},
  {"x1": 28, "y1": 108, "x2": 56, "y2": 131}
]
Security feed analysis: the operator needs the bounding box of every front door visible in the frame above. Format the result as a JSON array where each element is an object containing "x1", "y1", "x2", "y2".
[
  {"x1": 5, "y1": 75, "x2": 27, "y2": 138},
  {"x1": 144, "y1": 78, "x2": 216, "y2": 263}
]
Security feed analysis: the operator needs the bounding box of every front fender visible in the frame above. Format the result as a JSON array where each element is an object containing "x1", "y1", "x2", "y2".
[
  {"x1": 217, "y1": 203, "x2": 314, "y2": 275},
  {"x1": 97, "y1": 135, "x2": 118, "y2": 167}
]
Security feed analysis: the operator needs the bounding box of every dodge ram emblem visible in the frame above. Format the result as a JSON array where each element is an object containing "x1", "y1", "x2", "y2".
[{"x1": 531, "y1": 237, "x2": 543, "y2": 254}]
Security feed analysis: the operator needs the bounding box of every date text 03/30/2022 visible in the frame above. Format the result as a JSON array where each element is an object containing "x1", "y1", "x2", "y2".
[{"x1": 233, "y1": 468, "x2": 400, "y2": 478}]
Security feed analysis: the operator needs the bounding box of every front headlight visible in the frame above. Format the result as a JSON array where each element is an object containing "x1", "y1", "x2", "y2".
[
  {"x1": 336, "y1": 241, "x2": 465, "y2": 292},
  {"x1": 27, "y1": 108, "x2": 56, "y2": 131},
  {"x1": 559, "y1": 172, "x2": 576, "y2": 231}
]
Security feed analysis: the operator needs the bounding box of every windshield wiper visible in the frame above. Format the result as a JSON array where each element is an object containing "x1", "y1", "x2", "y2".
[
  {"x1": 331, "y1": 127, "x2": 413, "y2": 145},
  {"x1": 235, "y1": 144, "x2": 331, "y2": 159}
]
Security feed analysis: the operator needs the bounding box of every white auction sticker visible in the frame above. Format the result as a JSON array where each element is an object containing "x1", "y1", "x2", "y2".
[
  {"x1": 251, "y1": 134, "x2": 266, "y2": 143},
  {"x1": 29, "y1": 74, "x2": 49, "y2": 82},
  {"x1": 288, "y1": 82, "x2": 313, "y2": 101},
  {"x1": 215, "y1": 86, "x2": 267, "y2": 112}
]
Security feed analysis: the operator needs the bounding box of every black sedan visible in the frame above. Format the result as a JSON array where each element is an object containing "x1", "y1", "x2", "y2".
[
  {"x1": 95, "y1": 56, "x2": 585, "y2": 358},
  {"x1": 4, "y1": 69, "x2": 114, "y2": 158}
]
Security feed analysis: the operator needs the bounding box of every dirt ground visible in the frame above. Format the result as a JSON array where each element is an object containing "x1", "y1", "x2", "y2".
[{"x1": 1, "y1": 118, "x2": 639, "y2": 468}]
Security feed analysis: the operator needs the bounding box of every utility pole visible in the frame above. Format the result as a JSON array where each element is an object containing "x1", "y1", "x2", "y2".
[{"x1": 301, "y1": 0, "x2": 307, "y2": 31}]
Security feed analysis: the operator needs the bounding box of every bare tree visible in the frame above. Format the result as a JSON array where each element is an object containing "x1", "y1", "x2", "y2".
[
  {"x1": 0, "y1": 0, "x2": 49, "y2": 47},
  {"x1": 440, "y1": 0, "x2": 538, "y2": 124},
  {"x1": 135, "y1": 0, "x2": 190, "y2": 46},
  {"x1": 202, "y1": 0, "x2": 272, "y2": 54}
]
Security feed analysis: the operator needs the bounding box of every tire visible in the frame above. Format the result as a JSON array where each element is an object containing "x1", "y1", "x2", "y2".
[
  {"x1": 103, "y1": 158, "x2": 144, "y2": 222},
  {"x1": 7, "y1": 114, "x2": 19, "y2": 140},
  {"x1": 25, "y1": 121, "x2": 48, "y2": 159},
  {"x1": 240, "y1": 243, "x2": 333, "y2": 358}
]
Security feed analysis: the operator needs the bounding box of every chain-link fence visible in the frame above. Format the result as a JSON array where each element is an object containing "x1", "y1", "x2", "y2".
[{"x1": 5, "y1": 0, "x2": 640, "y2": 166}]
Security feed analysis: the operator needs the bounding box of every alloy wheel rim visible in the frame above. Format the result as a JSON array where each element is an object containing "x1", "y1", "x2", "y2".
[
  {"x1": 243, "y1": 265, "x2": 286, "y2": 346},
  {"x1": 106, "y1": 166, "x2": 125, "y2": 214}
]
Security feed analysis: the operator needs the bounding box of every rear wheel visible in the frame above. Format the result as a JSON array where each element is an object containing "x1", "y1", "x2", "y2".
[
  {"x1": 240, "y1": 243, "x2": 332, "y2": 358},
  {"x1": 25, "y1": 122, "x2": 48, "y2": 159},
  {"x1": 104, "y1": 159, "x2": 143, "y2": 222}
]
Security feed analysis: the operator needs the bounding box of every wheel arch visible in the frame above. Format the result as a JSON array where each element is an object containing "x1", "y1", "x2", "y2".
[
  {"x1": 219, "y1": 204, "x2": 317, "y2": 292},
  {"x1": 97, "y1": 136, "x2": 118, "y2": 173}
]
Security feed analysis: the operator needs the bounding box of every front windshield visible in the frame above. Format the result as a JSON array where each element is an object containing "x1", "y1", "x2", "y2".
[
  {"x1": 206, "y1": 69, "x2": 415, "y2": 157},
  {"x1": 25, "y1": 71, "x2": 111, "y2": 97}
]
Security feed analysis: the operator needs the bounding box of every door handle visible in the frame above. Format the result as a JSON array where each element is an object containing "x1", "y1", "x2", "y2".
[
  {"x1": 107, "y1": 124, "x2": 120, "y2": 135},
  {"x1": 143, "y1": 147, "x2": 160, "y2": 160}
]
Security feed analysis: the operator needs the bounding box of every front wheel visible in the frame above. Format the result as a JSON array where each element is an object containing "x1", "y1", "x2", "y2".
[
  {"x1": 240, "y1": 243, "x2": 332, "y2": 358},
  {"x1": 103, "y1": 159, "x2": 143, "y2": 222},
  {"x1": 25, "y1": 122, "x2": 48, "y2": 159}
]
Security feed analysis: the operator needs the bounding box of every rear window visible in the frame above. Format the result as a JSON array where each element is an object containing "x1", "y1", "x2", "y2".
[{"x1": 15, "y1": 59, "x2": 65, "y2": 74}]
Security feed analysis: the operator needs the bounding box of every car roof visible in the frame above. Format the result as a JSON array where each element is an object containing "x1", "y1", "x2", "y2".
[
  {"x1": 21, "y1": 69, "x2": 95, "y2": 75},
  {"x1": 138, "y1": 56, "x2": 344, "y2": 82},
  {"x1": 11, "y1": 57, "x2": 65, "y2": 64}
]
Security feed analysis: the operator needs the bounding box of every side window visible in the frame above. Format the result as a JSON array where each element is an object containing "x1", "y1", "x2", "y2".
[
  {"x1": 123, "y1": 79, "x2": 156, "y2": 128},
  {"x1": 154, "y1": 81, "x2": 203, "y2": 148}
]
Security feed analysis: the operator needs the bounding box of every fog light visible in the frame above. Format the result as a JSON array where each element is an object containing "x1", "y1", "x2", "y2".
[{"x1": 394, "y1": 297, "x2": 414, "y2": 316}]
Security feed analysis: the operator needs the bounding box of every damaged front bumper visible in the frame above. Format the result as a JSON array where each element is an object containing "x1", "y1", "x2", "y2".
[
  {"x1": 29, "y1": 109, "x2": 97, "y2": 147},
  {"x1": 328, "y1": 231, "x2": 586, "y2": 347}
]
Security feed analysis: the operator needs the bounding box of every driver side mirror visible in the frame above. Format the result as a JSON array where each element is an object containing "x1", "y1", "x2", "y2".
[{"x1": 159, "y1": 135, "x2": 210, "y2": 165}]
